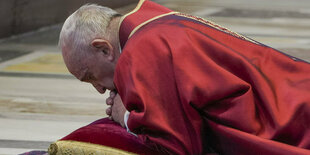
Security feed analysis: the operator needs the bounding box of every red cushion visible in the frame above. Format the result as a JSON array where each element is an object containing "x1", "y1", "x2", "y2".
[{"x1": 60, "y1": 118, "x2": 159, "y2": 154}]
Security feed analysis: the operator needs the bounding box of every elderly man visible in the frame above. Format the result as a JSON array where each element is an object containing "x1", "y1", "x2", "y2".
[{"x1": 59, "y1": 0, "x2": 310, "y2": 154}]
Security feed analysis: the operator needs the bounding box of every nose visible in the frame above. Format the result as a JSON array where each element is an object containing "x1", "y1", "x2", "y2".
[{"x1": 92, "y1": 83, "x2": 106, "y2": 94}]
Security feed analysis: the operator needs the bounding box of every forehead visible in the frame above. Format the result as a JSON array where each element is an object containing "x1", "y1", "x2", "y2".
[{"x1": 62, "y1": 46, "x2": 89, "y2": 79}]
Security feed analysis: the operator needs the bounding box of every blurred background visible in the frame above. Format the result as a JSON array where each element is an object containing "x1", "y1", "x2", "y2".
[{"x1": 0, "y1": 0, "x2": 309, "y2": 154}]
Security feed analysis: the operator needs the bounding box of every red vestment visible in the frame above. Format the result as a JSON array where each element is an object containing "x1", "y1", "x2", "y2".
[{"x1": 115, "y1": 0, "x2": 310, "y2": 154}]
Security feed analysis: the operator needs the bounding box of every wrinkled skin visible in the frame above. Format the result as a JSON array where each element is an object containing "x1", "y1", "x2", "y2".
[
  {"x1": 106, "y1": 91, "x2": 126, "y2": 128},
  {"x1": 61, "y1": 16, "x2": 126, "y2": 127},
  {"x1": 62, "y1": 39, "x2": 126, "y2": 127}
]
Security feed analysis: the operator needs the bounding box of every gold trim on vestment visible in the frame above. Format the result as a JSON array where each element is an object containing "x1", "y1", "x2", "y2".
[
  {"x1": 117, "y1": 0, "x2": 258, "y2": 46},
  {"x1": 175, "y1": 13, "x2": 259, "y2": 44},
  {"x1": 48, "y1": 140, "x2": 137, "y2": 155},
  {"x1": 118, "y1": 0, "x2": 146, "y2": 36},
  {"x1": 128, "y1": 12, "x2": 178, "y2": 39}
]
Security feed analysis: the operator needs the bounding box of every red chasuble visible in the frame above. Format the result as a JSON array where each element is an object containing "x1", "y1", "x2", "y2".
[{"x1": 115, "y1": 0, "x2": 310, "y2": 154}]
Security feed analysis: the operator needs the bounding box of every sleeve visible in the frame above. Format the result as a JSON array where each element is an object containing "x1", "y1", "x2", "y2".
[
  {"x1": 114, "y1": 24, "x2": 264, "y2": 154},
  {"x1": 123, "y1": 110, "x2": 137, "y2": 136},
  {"x1": 114, "y1": 30, "x2": 200, "y2": 154},
  {"x1": 123, "y1": 110, "x2": 130, "y2": 131}
]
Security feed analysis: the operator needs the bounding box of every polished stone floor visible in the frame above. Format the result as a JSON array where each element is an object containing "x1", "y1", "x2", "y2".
[{"x1": 0, "y1": 0, "x2": 309, "y2": 154}]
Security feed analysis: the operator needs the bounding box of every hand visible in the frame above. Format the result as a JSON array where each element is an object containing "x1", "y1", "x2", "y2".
[
  {"x1": 105, "y1": 90, "x2": 116, "y2": 117},
  {"x1": 111, "y1": 94, "x2": 126, "y2": 128},
  {"x1": 105, "y1": 91, "x2": 126, "y2": 128}
]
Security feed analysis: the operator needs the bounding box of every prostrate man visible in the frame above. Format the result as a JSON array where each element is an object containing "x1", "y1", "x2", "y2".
[{"x1": 59, "y1": 0, "x2": 310, "y2": 154}]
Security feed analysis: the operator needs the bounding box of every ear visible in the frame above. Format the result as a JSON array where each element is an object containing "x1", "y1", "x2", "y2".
[{"x1": 91, "y1": 39, "x2": 114, "y2": 61}]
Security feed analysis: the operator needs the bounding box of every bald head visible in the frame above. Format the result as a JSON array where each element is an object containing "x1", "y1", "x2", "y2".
[
  {"x1": 59, "y1": 4, "x2": 121, "y2": 49},
  {"x1": 59, "y1": 4, "x2": 122, "y2": 92},
  {"x1": 60, "y1": 4, "x2": 121, "y2": 65}
]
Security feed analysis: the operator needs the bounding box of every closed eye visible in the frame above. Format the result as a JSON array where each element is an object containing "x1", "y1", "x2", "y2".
[{"x1": 81, "y1": 73, "x2": 96, "y2": 83}]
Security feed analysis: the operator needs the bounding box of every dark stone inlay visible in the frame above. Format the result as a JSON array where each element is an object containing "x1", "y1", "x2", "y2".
[
  {"x1": 0, "y1": 50, "x2": 30, "y2": 63},
  {"x1": 210, "y1": 8, "x2": 310, "y2": 18},
  {"x1": 0, "y1": 72, "x2": 74, "y2": 79},
  {"x1": 0, "y1": 139, "x2": 52, "y2": 149}
]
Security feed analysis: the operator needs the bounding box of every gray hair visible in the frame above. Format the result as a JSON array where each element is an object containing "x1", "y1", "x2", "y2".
[{"x1": 59, "y1": 4, "x2": 121, "y2": 54}]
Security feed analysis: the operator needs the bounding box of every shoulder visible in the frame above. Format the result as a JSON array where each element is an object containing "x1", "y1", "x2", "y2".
[
  {"x1": 130, "y1": 15, "x2": 193, "y2": 41},
  {"x1": 121, "y1": 15, "x2": 198, "y2": 56},
  {"x1": 117, "y1": 14, "x2": 208, "y2": 69},
  {"x1": 120, "y1": 17, "x2": 179, "y2": 60}
]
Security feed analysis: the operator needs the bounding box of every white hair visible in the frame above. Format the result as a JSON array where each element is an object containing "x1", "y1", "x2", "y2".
[{"x1": 59, "y1": 4, "x2": 120, "y2": 55}]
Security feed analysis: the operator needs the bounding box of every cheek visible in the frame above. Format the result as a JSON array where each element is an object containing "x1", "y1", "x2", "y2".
[
  {"x1": 92, "y1": 68, "x2": 108, "y2": 83},
  {"x1": 65, "y1": 61, "x2": 83, "y2": 78},
  {"x1": 87, "y1": 59, "x2": 97, "y2": 67}
]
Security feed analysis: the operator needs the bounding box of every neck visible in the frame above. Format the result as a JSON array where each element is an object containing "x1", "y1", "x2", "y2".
[{"x1": 108, "y1": 16, "x2": 122, "y2": 61}]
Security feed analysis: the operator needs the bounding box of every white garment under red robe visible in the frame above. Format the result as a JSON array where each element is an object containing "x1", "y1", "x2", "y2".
[{"x1": 114, "y1": 0, "x2": 310, "y2": 154}]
